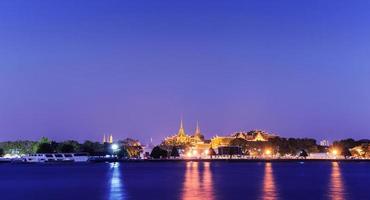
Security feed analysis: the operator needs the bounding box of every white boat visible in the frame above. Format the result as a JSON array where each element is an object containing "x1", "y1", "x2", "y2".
[
  {"x1": 70, "y1": 153, "x2": 89, "y2": 162},
  {"x1": 23, "y1": 154, "x2": 48, "y2": 162},
  {"x1": 22, "y1": 153, "x2": 89, "y2": 163}
]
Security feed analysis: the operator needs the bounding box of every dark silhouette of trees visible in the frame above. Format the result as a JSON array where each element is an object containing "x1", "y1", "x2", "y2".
[
  {"x1": 342, "y1": 148, "x2": 352, "y2": 159},
  {"x1": 170, "y1": 147, "x2": 179, "y2": 158},
  {"x1": 298, "y1": 149, "x2": 308, "y2": 159},
  {"x1": 230, "y1": 138, "x2": 248, "y2": 153},
  {"x1": 58, "y1": 140, "x2": 80, "y2": 153},
  {"x1": 37, "y1": 143, "x2": 54, "y2": 153},
  {"x1": 150, "y1": 146, "x2": 168, "y2": 159},
  {"x1": 36, "y1": 137, "x2": 54, "y2": 153},
  {"x1": 267, "y1": 137, "x2": 319, "y2": 156},
  {"x1": 59, "y1": 143, "x2": 75, "y2": 153},
  {"x1": 0, "y1": 148, "x2": 4, "y2": 157},
  {"x1": 80, "y1": 141, "x2": 106, "y2": 155},
  {"x1": 117, "y1": 148, "x2": 129, "y2": 159},
  {"x1": 333, "y1": 138, "x2": 357, "y2": 149}
]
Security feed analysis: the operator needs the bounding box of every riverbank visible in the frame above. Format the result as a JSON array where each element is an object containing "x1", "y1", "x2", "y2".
[
  {"x1": 130, "y1": 158, "x2": 370, "y2": 162},
  {"x1": 1, "y1": 157, "x2": 369, "y2": 164},
  {"x1": 92, "y1": 157, "x2": 370, "y2": 163}
]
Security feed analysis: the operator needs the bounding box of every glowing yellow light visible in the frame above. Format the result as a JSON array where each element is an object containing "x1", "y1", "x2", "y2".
[
  {"x1": 204, "y1": 149, "x2": 209, "y2": 155},
  {"x1": 265, "y1": 149, "x2": 271, "y2": 155},
  {"x1": 332, "y1": 149, "x2": 338, "y2": 155},
  {"x1": 192, "y1": 150, "x2": 198, "y2": 156},
  {"x1": 186, "y1": 152, "x2": 192, "y2": 157}
]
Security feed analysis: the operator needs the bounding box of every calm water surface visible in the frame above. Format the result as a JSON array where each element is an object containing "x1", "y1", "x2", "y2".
[{"x1": 0, "y1": 161, "x2": 369, "y2": 200}]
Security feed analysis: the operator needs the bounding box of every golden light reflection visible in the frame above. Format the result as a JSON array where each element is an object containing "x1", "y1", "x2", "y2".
[
  {"x1": 109, "y1": 163, "x2": 125, "y2": 200},
  {"x1": 262, "y1": 162, "x2": 277, "y2": 200},
  {"x1": 329, "y1": 162, "x2": 345, "y2": 200},
  {"x1": 182, "y1": 162, "x2": 214, "y2": 200},
  {"x1": 202, "y1": 162, "x2": 214, "y2": 200}
]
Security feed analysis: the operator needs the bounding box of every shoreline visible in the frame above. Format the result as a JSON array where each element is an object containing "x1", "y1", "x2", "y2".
[
  {"x1": 93, "y1": 158, "x2": 370, "y2": 163},
  {"x1": 1, "y1": 158, "x2": 369, "y2": 164},
  {"x1": 123, "y1": 158, "x2": 370, "y2": 162}
]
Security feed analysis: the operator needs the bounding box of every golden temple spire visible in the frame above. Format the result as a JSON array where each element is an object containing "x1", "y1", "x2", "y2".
[
  {"x1": 109, "y1": 134, "x2": 113, "y2": 143},
  {"x1": 195, "y1": 121, "x2": 201, "y2": 136},
  {"x1": 178, "y1": 118, "x2": 186, "y2": 137}
]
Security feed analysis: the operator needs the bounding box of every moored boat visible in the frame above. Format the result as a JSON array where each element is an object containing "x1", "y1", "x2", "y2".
[{"x1": 22, "y1": 153, "x2": 89, "y2": 163}]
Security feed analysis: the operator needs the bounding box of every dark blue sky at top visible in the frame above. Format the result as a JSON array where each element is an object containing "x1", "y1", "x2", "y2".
[{"x1": 1, "y1": 0, "x2": 370, "y2": 143}]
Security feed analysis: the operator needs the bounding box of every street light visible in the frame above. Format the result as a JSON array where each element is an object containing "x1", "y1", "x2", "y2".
[
  {"x1": 111, "y1": 144, "x2": 119, "y2": 151},
  {"x1": 111, "y1": 144, "x2": 119, "y2": 155}
]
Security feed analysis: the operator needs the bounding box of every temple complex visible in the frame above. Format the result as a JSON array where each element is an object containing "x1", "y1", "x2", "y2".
[
  {"x1": 210, "y1": 130, "x2": 276, "y2": 149},
  {"x1": 163, "y1": 120, "x2": 206, "y2": 147},
  {"x1": 162, "y1": 120, "x2": 277, "y2": 156}
]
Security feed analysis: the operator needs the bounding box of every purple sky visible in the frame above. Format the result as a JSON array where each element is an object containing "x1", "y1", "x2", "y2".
[{"x1": 1, "y1": 1, "x2": 370, "y2": 143}]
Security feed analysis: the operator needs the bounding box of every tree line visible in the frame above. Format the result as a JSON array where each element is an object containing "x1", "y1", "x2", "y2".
[{"x1": 0, "y1": 137, "x2": 143, "y2": 159}]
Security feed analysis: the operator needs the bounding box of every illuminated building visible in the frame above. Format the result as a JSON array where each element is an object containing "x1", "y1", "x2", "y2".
[
  {"x1": 350, "y1": 144, "x2": 370, "y2": 158},
  {"x1": 163, "y1": 120, "x2": 277, "y2": 158},
  {"x1": 163, "y1": 120, "x2": 211, "y2": 156},
  {"x1": 210, "y1": 130, "x2": 276, "y2": 149},
  {"x1": 320, "y1": 140, "x2": 330, "y2": 147},
  {"x1": 163, "y1": 120, "x2": 206, "y2": 146}
]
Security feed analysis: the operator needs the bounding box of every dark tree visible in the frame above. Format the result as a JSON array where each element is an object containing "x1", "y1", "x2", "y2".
[
  {"x1": 0, "y1": 148, "x2": 4, "y2": 157},
  {"x1": 80, "y1": 141, "x2": 104, "y2": 155},
  {"x1": 50, "y1": 141, "x2": 59, "y2": 153},
  {"x1": 299, "y1": 149, "x2": 308, "y2": 159},
  {"x1": 36, "y1": 137, "x2": 55, "y2": 153},
  {"x1": 170, "y1": 147, "x2": 179, "y2": 158},
  {"x1": 342, "y1": 148, "x2": 352, "y2": 159},
  {"x1": 37, "y1": 143, "x2": 54, "y2": 153},
  {"x1": 150, "y1": 146, "x2": 168, "y2": 159},
  {"x1": 332, "y1": 138, "x2": 358, "y2": 152},
  {"x1": 117, "y1": 147, "x2": 129, "y2": 159},
  {"x1": 230, "y1": 138, "x2": 248, "y2": 153},
  {"x1": 59, "y1": 143, "x2": 75, "y2": 153}
]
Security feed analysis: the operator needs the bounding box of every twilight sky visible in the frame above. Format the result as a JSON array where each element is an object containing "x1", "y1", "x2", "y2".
[{"x1": 1, "y1": 0, "x2": 370, "y2": 143}]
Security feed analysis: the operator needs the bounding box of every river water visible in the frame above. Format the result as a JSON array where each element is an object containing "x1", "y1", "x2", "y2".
[{"x1": 0, "y1": 161, "x2": 369, "y2": 200}]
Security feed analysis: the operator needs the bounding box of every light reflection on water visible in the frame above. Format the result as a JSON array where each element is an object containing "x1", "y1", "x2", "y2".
[
  {"x1": 109, "y1": 162, "x2": 125, "y2": 200},
  {"x1": 262, "y1": 162, "x2": 277, "y2": 200},
  {"x1": 182, "y1": 162, "x2": 214, "y2": 200},
  {"x1": 329, "y1": 162, "x2": 345, "y2": 200}
]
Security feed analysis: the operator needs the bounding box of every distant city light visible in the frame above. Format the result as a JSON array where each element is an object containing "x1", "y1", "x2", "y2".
[
  {"x1": 265, "y1": 149, "x2": 272, "y2": 155},
  {"x1": 111, "y1": 144, "x2": 119, "y2": 151}
]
